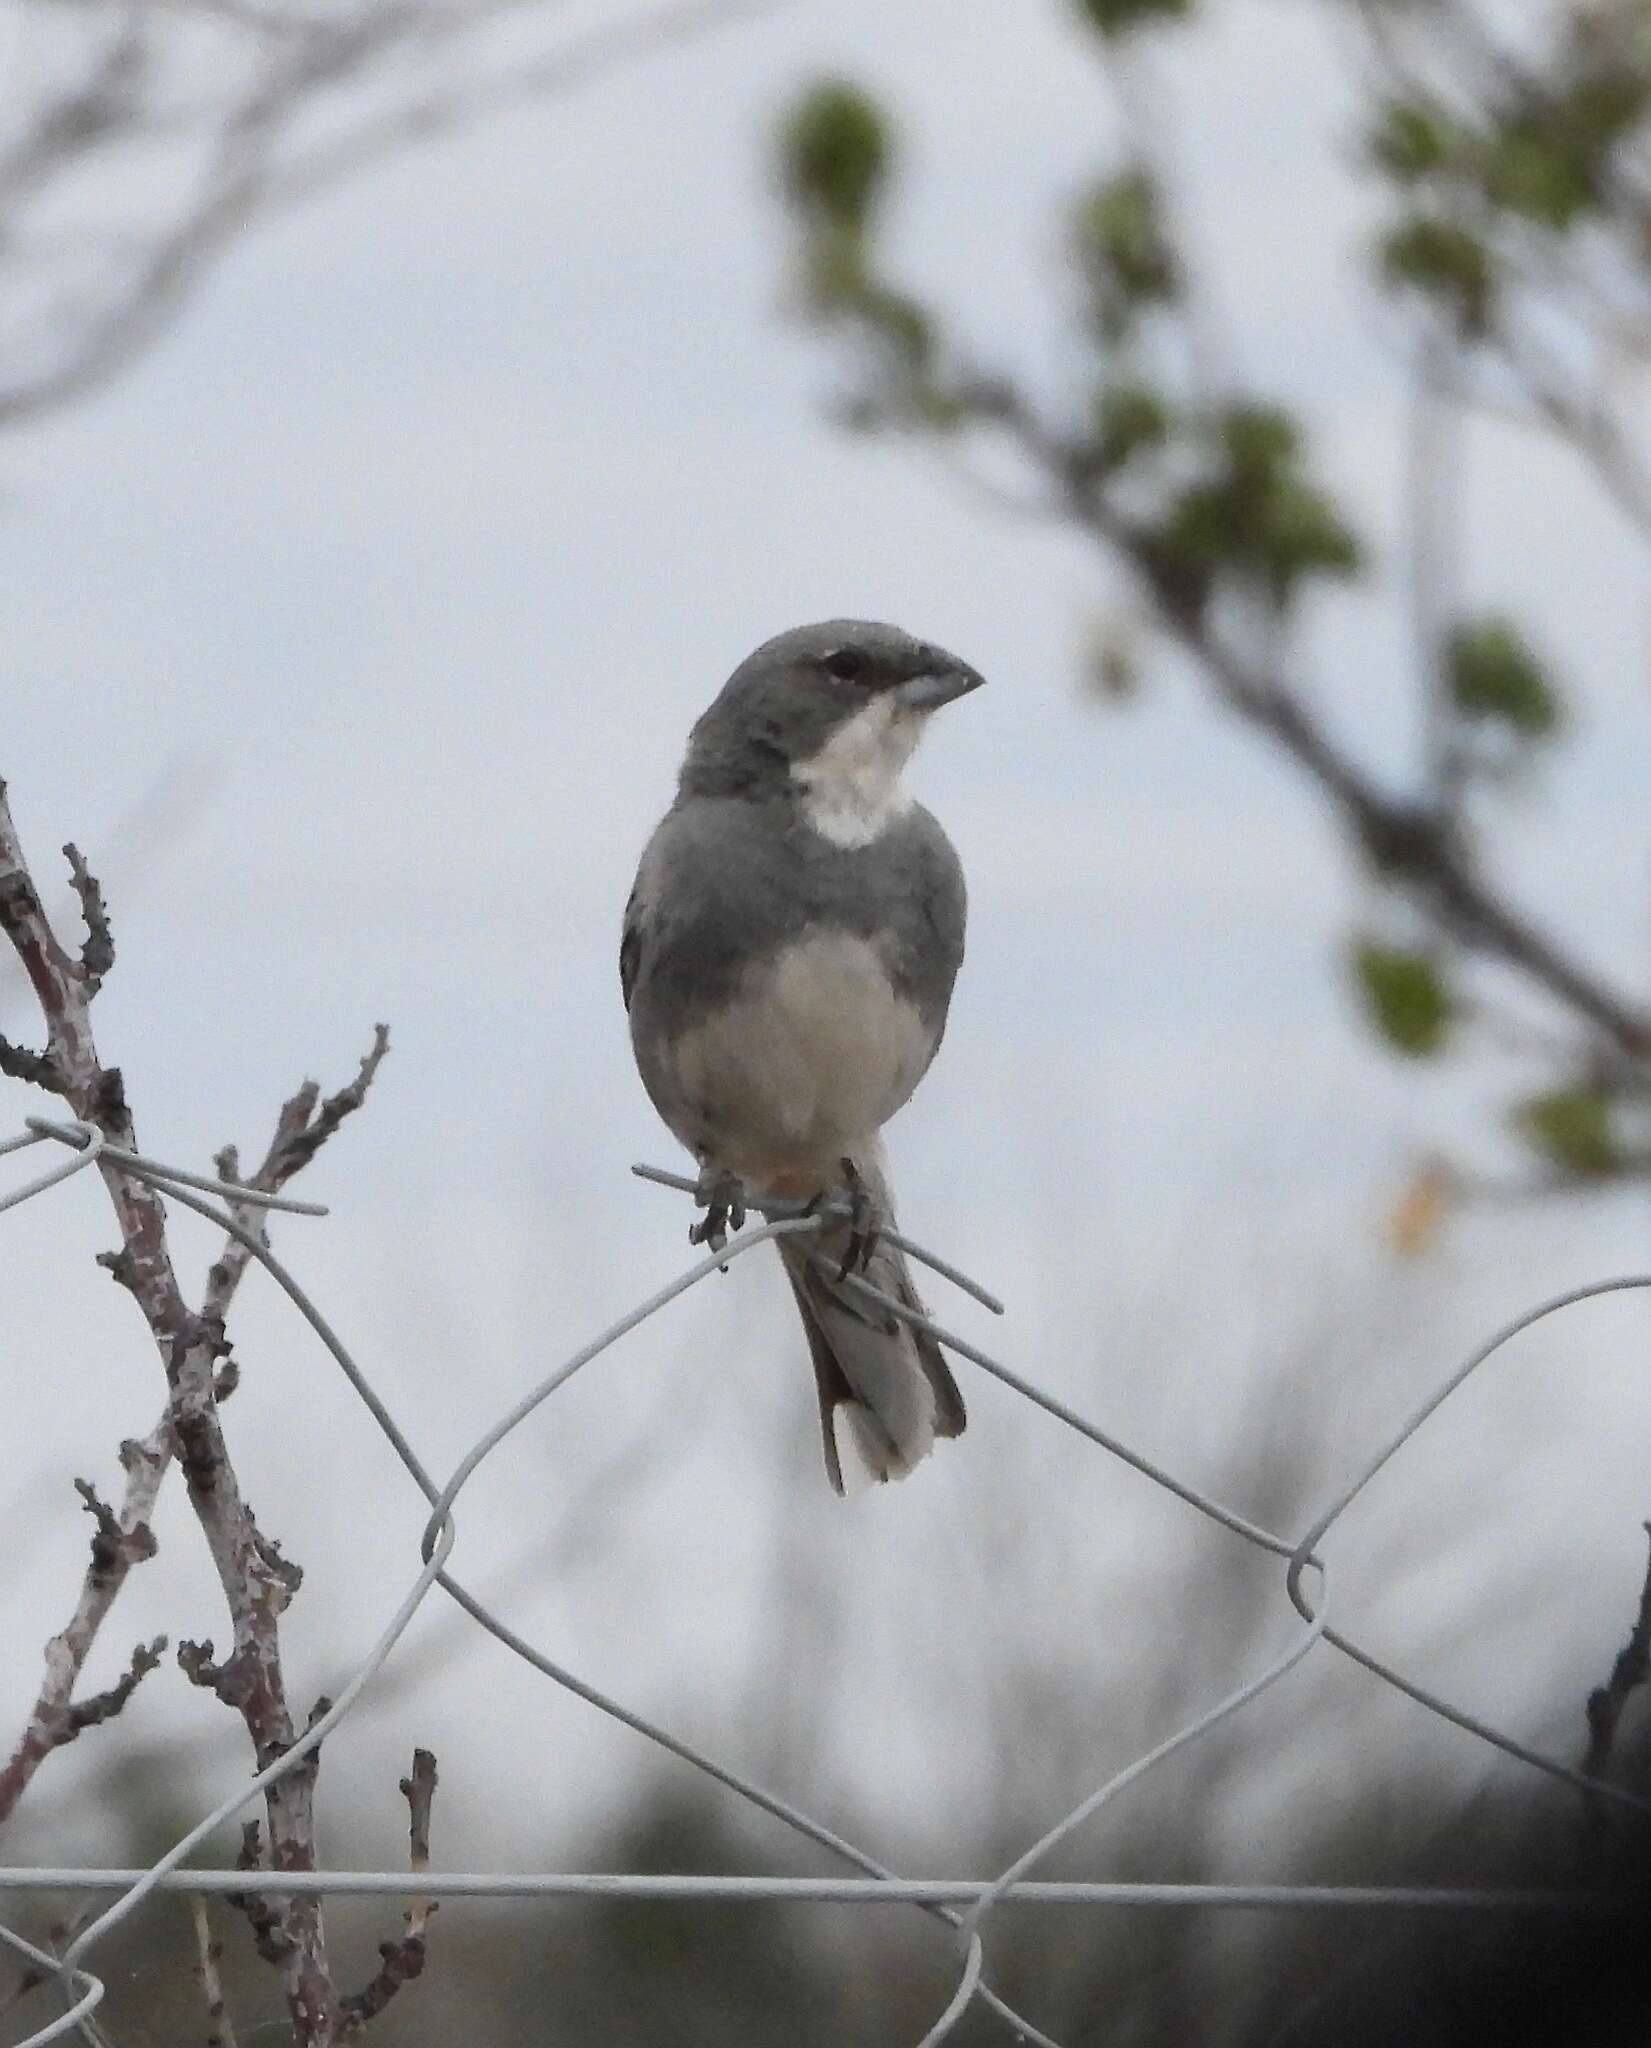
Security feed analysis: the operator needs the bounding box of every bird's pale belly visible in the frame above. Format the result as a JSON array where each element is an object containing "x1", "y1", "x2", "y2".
[{"x1": 642, "y1": 930, "x2": 934, "y2": 1195}]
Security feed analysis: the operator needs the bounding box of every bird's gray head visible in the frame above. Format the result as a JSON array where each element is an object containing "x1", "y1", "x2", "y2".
[{"x1": 679, "y1": 620, "x2": 985, "y2": 843}]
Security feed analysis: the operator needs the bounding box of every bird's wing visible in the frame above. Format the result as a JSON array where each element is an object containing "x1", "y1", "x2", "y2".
[
  {"x1": 619, "y1": 884, "x2": 644, "y2": 1013},
  {"x1": 621, "y1": 810, "x2": 679, "y2": 1014},
  {"x1": 907, "y1": 803, "x2": 968, "y2": 982},
  {"x1": 871, "y1": 804, "x2": 967, "y2": 1076}
]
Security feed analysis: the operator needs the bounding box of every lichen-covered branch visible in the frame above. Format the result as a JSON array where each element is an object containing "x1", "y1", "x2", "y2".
[
  {"x1": 62, "y1": 842, "x2": 114, "y2": 994},
  {"x1": 0, "y1": 1034, "x2": 64, "y2": 1092},
  {"x1": 0, "y1": 777, "x2": 396, "y2": 2043},
  {"x1": 0, "y1": 1009, "x2": 388, "y2": 1840},
  {"x1": 0, "y1": 1468, "x2": 167, "y2": 1813},
  {"x1": 226, "y1": 1820, "x2": 292, "y2": 1972},
  {"x1": 0, "y1": 1428, "x2": 169, "y2": 1827},
  {"x1": 202, "y1": 1024, "x2": 390, "y2": 1331}
]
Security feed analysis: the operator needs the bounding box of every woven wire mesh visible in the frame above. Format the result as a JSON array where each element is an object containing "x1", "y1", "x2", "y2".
[{"x1": 0, "y1": 1111, "x2": 1647, "y2": 2048}]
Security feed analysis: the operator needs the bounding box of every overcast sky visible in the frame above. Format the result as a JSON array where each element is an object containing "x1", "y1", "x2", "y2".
[{"x1": 5, "y1": 0, "x2": 1651, "y2": 1909}]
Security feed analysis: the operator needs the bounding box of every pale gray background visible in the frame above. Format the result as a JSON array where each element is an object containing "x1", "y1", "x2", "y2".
[{"x1": 4, "y1": 0, "x2": 1650, "y2": 1884}]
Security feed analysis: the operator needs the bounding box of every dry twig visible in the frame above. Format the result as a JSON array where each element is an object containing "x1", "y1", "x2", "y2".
[{"x1": 339, "y1": 1749, "x2": 439, "y2": 2033}]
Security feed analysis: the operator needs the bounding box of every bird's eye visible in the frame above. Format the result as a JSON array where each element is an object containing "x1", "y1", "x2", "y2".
[{"x1": 824, "y1": 647, "x2": 868, "y2": 683}]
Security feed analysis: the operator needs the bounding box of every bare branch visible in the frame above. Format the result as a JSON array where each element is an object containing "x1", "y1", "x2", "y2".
[
  {"x1": 0, "y1": 1033, "x2": 64, "y2": 1092},
  {"x1": 60, "y1": 1634, "x2": 167, "y2": 1743},
  {"x1": 62, "y1": 844, "x2": 114, "y2": 994},
  {"x1": 202, "y1": 1020, "x2": 390, "y2": 1334},
  {"x1": 71, "y1": 1474, "x2": 157, "y2": 1586},
  {"x1": 339, "y1": 1749, "x2": 439, "y2": 2033},
  {"x1": 225, "y1": 1820, "x2": 293, "y2": 1970},
  {"x1": 264, "y1": 1023, "x2": 391, "y2": 1184},
  {"x1": 190, "y1": 1896, "x2": 240, "y2": 2048},
  {"x1": 0, "y1": 1432, "x2": 168, "y2": 1827}
]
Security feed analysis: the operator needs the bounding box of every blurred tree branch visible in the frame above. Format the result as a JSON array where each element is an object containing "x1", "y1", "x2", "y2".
[
  {"x1": 190, "y1": 1894, "x2": 239, "y2": 2048},
  {"x1": 0, "y1": 0, "x2": 783, "y2": 436},
  {"x1": 772, "y1": 0, "x2": 1651, "y2": 1209},
  {"x1": 1582, "y1": 1521, "x2": 1651, "y2": 1856}
]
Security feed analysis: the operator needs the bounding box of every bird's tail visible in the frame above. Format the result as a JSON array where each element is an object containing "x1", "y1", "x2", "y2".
[{"x1": 776, "y1": 1143, "x2": 966, "y2": 1494}]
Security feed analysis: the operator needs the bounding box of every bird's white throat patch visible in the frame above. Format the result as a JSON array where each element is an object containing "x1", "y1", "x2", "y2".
[{"x1": 793, "y1": 693, "x2": 921, "y2": 850}]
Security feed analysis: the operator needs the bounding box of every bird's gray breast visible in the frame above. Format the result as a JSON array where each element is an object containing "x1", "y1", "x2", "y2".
[{"x1": 622, "y1": 795, "x2": 967, "y2": 1180}]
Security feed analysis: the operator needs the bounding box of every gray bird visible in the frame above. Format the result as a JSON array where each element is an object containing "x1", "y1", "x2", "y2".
[{"x1": 622, "y1": 619, "x2": 984, "y2": 1493}]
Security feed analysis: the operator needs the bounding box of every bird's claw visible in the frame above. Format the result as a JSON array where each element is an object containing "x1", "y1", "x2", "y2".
[
  {"x1": 689, "y1": 1163, "x2": 747, "y2": 1258},
  {"x1": 834, "y1": 1156, "x2": 882, "y2": 1283}
]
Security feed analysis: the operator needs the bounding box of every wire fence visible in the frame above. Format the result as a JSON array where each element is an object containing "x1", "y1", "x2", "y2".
[{"x1": 1, "y1": 1110, "x2": 1648, "y2": 2048}]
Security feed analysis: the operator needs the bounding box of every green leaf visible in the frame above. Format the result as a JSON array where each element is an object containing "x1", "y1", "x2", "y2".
[
  {"x1": 1073, "y1": 0, "x2": 1194, "y2": 38},
  {"x1": 1257, "y1": 479, "x2": 1360, "y2": 603},
  {"x1": 1480, "y1": 122, "x2": 1594, "y2": 228},
  {"x1": 1368, "y1": 100, "x2": 1455, "y2": 183},
  {"x1": 1156, "y1": 481, "x2": 1233, "y2": 572},
  {"x1": 1219, "y1": 403, "x2": 1299, "y2": 484},
  {"x1": 1514, "y1": 1087, "x2": 1622, "y2": 1177},
  {"x1": 1072, "y1": 169, "x2": 1179, "y2": 339},
  {"x1": 1135, "y1": 519, "x2": 1217, "y2": 621},
  {"x1": 1091, "y1": 381, "x2": 1172, "y2": 469},
  {"x1": 1379, "y1": 214, "x2": 1496, "y2": 334},
  {"x1": 778, "y1": 82, "x2": 890, "y2": 236},
  {"x1": 1445, "y1": 618, "x2": 1562, "y2": 737},
  {"x1": 1351, "y1": 941, "x2": 1454, "y2": 1057},
  {"x1": 1566, "y1": 70, "x2": 1651, "y2": 156},
  {"x1": 1141, "y1": 407, "x2": 1359, "y2": 611}
]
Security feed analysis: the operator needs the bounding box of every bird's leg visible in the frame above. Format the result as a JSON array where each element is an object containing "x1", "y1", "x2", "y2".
[
  {"x1": 835, "y1": 1155, "x2": 883, "y2": 1282},
  {"x1": 689, "y1": 1158, "x2": 747, "y2": 1256}
]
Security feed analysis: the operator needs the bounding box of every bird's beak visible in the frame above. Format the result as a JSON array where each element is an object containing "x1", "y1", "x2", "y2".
[{"x1": 895, "y1": 652, "x2": 986, "y2": 714}]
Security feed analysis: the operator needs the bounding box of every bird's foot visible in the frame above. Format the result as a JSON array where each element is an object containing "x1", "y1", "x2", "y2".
[
  {"x1": 834, "y1": 1156, "x2": 883, "y2": 1282},
  {"x1": 689, "y1": 1162, "x2": 747, "y2": 1257}
]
